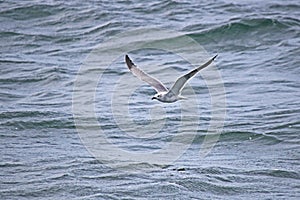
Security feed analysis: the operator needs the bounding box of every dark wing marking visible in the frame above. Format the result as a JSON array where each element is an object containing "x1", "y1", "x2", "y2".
[
  {"x1": 169, "y1": 55, "x2": 217, "y2": 96},
  {"x1": 125, "y1": 55, "x2": 168, "y2": 93}
]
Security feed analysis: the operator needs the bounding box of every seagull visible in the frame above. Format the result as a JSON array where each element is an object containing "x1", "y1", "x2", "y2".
[{"x1": 125, "y1": 54, "x2": 217, "y2": 103}]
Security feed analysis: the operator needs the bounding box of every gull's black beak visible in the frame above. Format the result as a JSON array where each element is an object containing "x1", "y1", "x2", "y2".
[{"x1": 151, "y1": 97, "x2": 156, "y2": 100}]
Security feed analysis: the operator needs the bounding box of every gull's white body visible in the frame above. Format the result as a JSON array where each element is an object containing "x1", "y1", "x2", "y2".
[{"x1": 125, "y1": 54, "x2": 217, "y2": 103}]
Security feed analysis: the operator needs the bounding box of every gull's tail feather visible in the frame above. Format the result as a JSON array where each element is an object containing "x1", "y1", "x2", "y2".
[{"x1": 178, "y1": 96, "x2": 187, "y2": 100}]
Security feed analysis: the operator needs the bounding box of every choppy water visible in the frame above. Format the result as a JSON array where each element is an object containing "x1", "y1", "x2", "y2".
[{"x1": 1, "y1": 0, "x2": 300, "y2": 199}]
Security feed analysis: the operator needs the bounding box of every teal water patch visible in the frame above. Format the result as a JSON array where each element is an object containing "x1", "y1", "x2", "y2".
[
  {"x1": 0, "y1": 110, "x2": 74, "y2": 130},
  {"x1": 187, "y1": 17, "x2": 300, "y2": 54},
  {"x1": 0, "y1": 4, "x2": 65, "y2": 20}
]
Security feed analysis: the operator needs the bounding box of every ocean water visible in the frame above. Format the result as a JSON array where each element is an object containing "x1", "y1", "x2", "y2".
[{"x1": 1, "y1": 0, "x2": 299, "y2": 199}]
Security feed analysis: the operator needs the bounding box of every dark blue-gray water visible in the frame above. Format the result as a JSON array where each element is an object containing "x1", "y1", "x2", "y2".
[{"x1": 1, "y1": 0, "x2": 299, "y2": 199}]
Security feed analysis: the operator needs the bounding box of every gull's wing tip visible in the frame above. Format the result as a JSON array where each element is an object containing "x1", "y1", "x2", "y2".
[
  {"x1": 212, "y1": 54, "x2": 218, "y2": 60},
  {"x1": 125, "y1": 54, "x2": 134, "y2": 69},
  {"x1": 124, "y1": 54, "x2": 168, "y2": 93}
]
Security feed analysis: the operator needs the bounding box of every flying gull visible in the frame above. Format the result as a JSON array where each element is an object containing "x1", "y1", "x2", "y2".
[{"x1": 125, "y1": 54, "x2": 217, "y2": 103}]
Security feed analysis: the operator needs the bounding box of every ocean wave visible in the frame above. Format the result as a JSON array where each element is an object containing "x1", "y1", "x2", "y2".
[
  {"x1": 187, "y1": 17, "x2": 298, "y2": 48},
  {"x1": 0, "y1": 4, "x2": 65, "y2": 20},
  {"x1": 0, "y1": 111, "x2": 74, "y2": 130}
]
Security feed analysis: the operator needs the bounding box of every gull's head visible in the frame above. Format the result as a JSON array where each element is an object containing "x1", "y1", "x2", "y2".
[
  {"x1": 152, "y1": 92, "x2": 181, "y2": 103},
  {"x1": 151, "y1": 93, "x2": 164, "y2": 101}
]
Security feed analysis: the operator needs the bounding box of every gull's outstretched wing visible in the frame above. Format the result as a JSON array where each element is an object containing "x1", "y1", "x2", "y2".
[
  {"x1": 169, "y1": 55, "x2": 217, "y2": 96},
  {"x1": 125, "y1": 55, "x2": 168, "y2": 93}
]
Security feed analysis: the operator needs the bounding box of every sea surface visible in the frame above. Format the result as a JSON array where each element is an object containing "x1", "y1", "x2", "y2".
[{"x1": 1, "y1": 0, "x2": 299, "y2": 199}]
